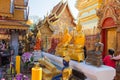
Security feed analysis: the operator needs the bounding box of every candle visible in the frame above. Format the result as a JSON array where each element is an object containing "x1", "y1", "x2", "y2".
[
  {"x1": 16, "y1": 56, "x2": 20, "y2": 74},
  {"x1": 32, "y1": 64, "x2": 42, "y2": 80}
]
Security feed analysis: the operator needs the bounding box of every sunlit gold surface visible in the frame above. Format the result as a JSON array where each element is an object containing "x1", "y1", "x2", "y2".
[
  {"x1": 68, "y1": 22, "x2": 85, "y2": 61},
  {"x1": 38, "y1": 59, "x2": 60, "y2": 80},
  {"x1": 55, "y1": 28, "x2": 72, "y2": 57}
]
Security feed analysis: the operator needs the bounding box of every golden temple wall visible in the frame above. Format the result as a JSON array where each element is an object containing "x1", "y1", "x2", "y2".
[
  {"x1": 0, "y1": 0, "x2": 11, "y2": 13},
  {"x1": 15, "y1": 0, "x2": 25, "y2": 6}
]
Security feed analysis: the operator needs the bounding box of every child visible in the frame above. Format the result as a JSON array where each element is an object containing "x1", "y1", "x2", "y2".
[{"x1": 103, "y1": 49, "x2": 116, "y2": 68}]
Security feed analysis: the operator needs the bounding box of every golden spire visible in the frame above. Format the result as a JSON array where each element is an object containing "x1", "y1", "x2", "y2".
[
  {"x1": 76, "y1": 20, "x2": 82, "y2": 31},
  {"x1": 36, "y1": 30, "x2": 41, "y2": 39}
]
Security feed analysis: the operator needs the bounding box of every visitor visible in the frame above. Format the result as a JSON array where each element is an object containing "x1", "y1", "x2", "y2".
[{"x1": 103, "y1": 49, "x2": 116, "y2": 68}]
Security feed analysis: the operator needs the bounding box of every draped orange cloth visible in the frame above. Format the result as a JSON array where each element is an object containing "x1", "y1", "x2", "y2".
[
  {"x1": 34, "y1": 30, "x2": 41, "y2": 50},
  {"x1": 34, "y1": 38, "x2": 41, "y2": 50}
]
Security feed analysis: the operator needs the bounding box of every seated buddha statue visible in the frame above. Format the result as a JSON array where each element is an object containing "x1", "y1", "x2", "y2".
[
  {"x1": 74, "y1": 24, "x2": 85, "y2": 48},
  {"x1": 94, "y1": 33, "x2": 104, "y2": 54},
  {"x1": 34, "y1": 30, "x2": 42, "y2": 51},
  {"x1": 55, "y1": 28, "x2": 72, "y2": 57},
  {"x1": 68, "y1": 23, "x2": 85, "y2": 61}
]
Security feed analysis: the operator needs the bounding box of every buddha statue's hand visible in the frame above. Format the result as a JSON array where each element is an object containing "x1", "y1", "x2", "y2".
[{"x1": 74, "y1": 45, "x2": 83, "y2": 49}]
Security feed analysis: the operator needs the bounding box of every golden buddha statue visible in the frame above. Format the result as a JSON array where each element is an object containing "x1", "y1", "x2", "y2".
[
  {"x1": 34, "y1": 30, "x2": 42, "y2": 51},
  {"x1": 68, "y1": 23, "x2": 85, "y2": 61},
  {"x1": 55, "y1": 28, "x2": 72, "y2": 57}
]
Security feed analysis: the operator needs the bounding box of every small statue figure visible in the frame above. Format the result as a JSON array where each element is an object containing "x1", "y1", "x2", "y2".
[
  {"x1": 34, "y1": 30, "x2": 42, "y2": 51},
  {"x1": 52, "y1": 56, "x2": 72, "y2": 80},
  {"x1": 85, "y1": 33, "x2": 104, "y2": 67},
  {"x1": 94, "y1": 33, "x2": 104, "y2": 54}
]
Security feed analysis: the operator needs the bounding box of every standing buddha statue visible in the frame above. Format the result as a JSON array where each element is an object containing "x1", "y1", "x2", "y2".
[{"x1": 34, "y1": 30, "x2": 42, "y2": 51}]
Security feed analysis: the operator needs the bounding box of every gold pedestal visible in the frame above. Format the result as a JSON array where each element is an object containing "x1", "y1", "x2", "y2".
[
  {"x1": 85, "y1": 50, "x2": 102, "y2": 67},
  {"x1": 69, "y1": 51, "x2": 84, "y2": 62},
  {"x1": 38, "y1": 59, "x2": 61, "y2": 80},
  {"x1": 68, "y1": 45, "x2": 84, "y2": 61},
  {"x1": 55, "y1": 47, "x2": 67, "y2": 57}
]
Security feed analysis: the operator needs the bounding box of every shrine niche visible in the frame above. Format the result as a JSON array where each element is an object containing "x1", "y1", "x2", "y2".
[{"x1": 97, "y1": 0, "x2": 120, "y2": 57}]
